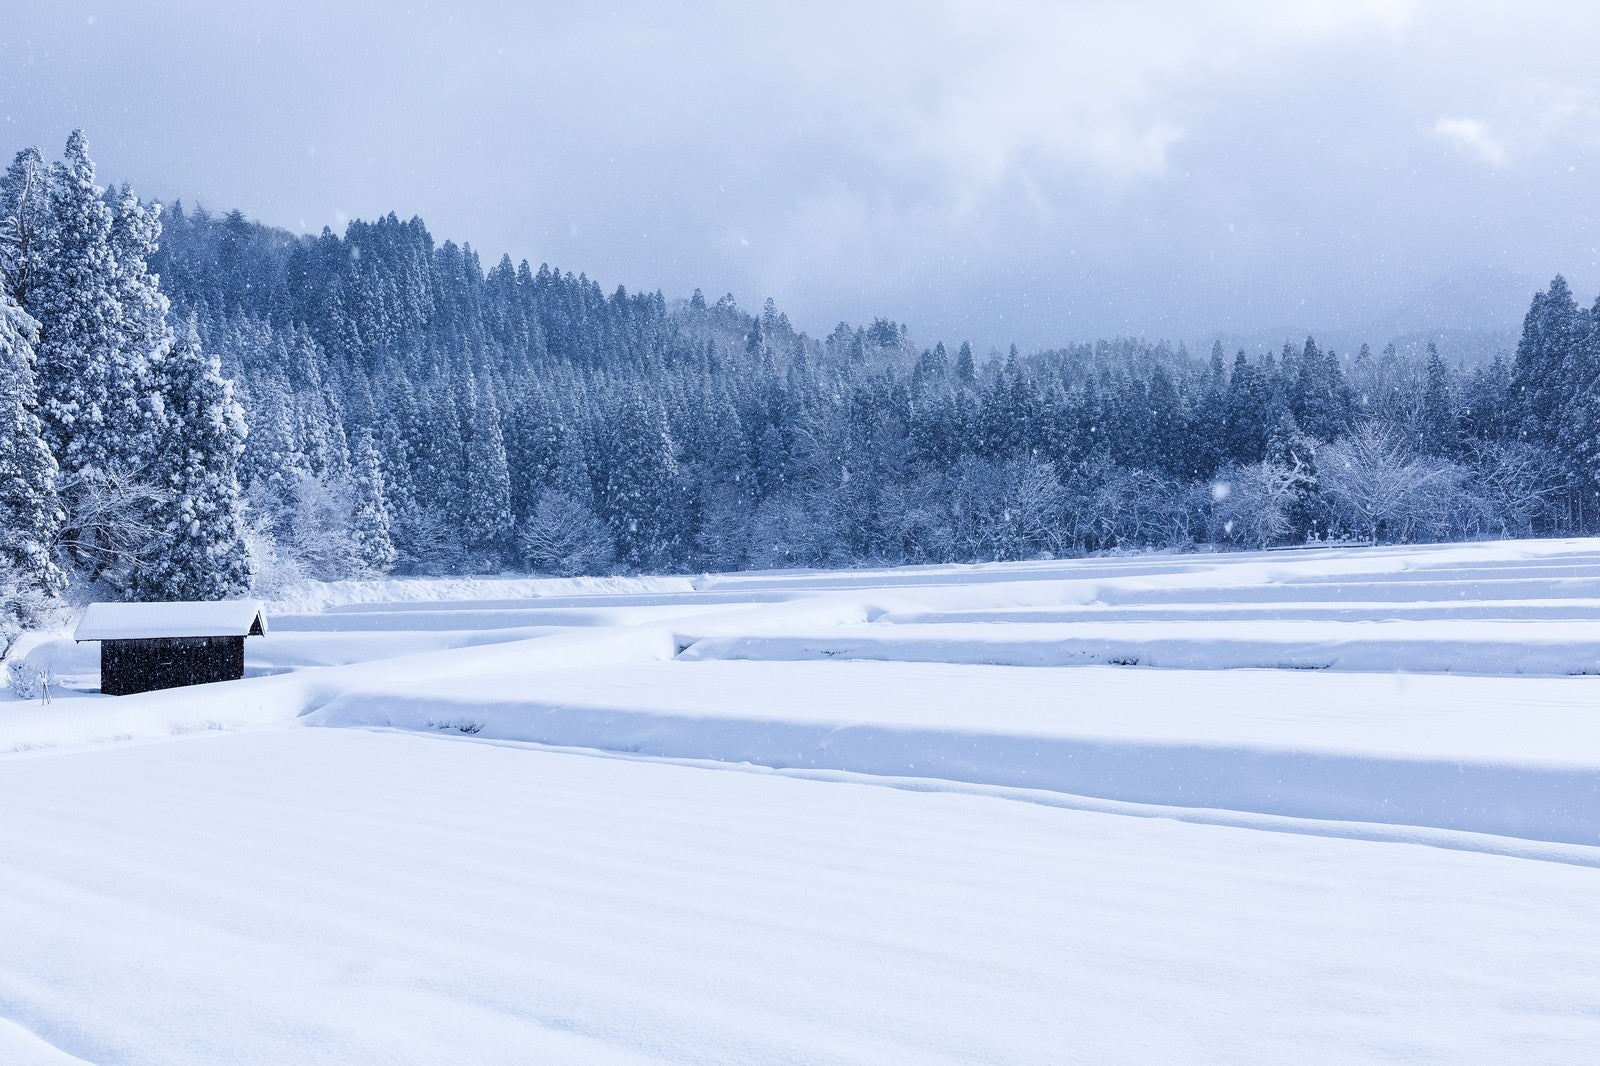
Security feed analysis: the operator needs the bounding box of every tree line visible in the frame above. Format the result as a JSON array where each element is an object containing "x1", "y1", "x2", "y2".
[
  {"x1": 2, "y1": 132, "x2": 248, "y2": 652},
  {"x1": 1, "y1": 129, "x2": 1593, "y2": 647}
]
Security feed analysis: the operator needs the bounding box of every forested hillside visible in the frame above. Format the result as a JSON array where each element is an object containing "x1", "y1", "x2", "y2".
[
  {"x1": 155, "y1": 196, "x2": 1581, "y2": 582},
  {"x1": 3, "y1": 130, "x2": 1597, "y2": 630}
]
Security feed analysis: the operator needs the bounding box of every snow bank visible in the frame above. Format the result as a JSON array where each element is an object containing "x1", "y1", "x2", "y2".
[
  {"x1": 0, "y1": 623, "x2": 679, "y2": 755},
  {"x1": 0, "y1": 1019, "x2": 91, "y2": 1065},
  {"x1": 0, "y1": 672, "x2": 322, "y2": 754},
  {"x1": 679, "y1": 619, "x2": 1600, "y2": 674},
  {"x1": 306, "y1": 660, "x2": 1600, "y2": 846},
  {"x1": 265, "y1": 572, "x2": 700, "y2": 614}
]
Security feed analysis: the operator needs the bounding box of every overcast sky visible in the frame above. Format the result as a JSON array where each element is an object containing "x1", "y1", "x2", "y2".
[{"x1": 4, "y1": 1, "x2": 1599, "y2": 353}]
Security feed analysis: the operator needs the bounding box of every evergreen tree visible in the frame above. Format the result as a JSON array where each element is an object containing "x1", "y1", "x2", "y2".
[
  {"x1": 1459, "y1": 354, "x2": 1512, "y2": 445},
  {"x1": 912, "y1": 342, "x2": 948, "y2": 389},
  {"x1": 1292, "y1": 335, "x2": 1351, "y2": 440},
  {"x1": 1140, "y1": 365, "x2": 1191, "y2": 476},
  {"x1": 1265, "y1": 413, "x2": 1325, "y2": 540},
  {"x1": 408, "y1": 379, "x2": 466, "y2": 562},
  {"x1": 0, "y1": 295, "x2": 65, "y2": 593},
  {"x1": 236, "y1": 366, "x2": 305, "y2": 502},
  {"x1": 1190, "y1": 341, "x2": 1229, "y2": 476},
  {"x1": 592, "y1": 390, "x2": 685, "y2": 570},
  {"x1": 0, "y1": 147, "x2": 48, "y2": 306},
  {"x1": 107, "y1": 185, "x2": 172, "y2": 399},
  {"x1": 288, "y1": 323, "x2": 348, "y2": 477},
  {"x1": 1417, "y1": 343, "x2": 1458, "y2": 457},
  {"x1": 29, "y1": 128, "x2": 160, "y2": 470},
  {"x1": 1510, "y1": 275, "x2": 1580, "y2": 448},
  {"x1": 955, "y1": 341, "x2": 977, "y2": 387},
  {"x1": 1554, "y1": 301, "x2": 1600, "y2": 511},
  {"x1": 134, "y1": 320, "x2": 251, "y2": 599},
  {"x1": 1224, "y1": 351, "x2": 1269, "y2": 462},
  {"x1": 550, "y1": 423, "x2": 596, "y2": 500},
  {"x1": 462, "y1": 384, "x2": 514, "y2": 555},
  {"x1": 349, "y1": 429, "x2": 396, "y2": 573}
]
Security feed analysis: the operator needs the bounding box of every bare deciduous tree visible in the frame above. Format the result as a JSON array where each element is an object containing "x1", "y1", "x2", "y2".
[
  {"x1": 518, "y1": 490, "x2": 616, "y2": 576},
  {"x1": 1320, "y1": 425, "x2": 1465, "y2": 543},
  {"x1": 1208, "y1": 462, "x2": 1299, "y2": 549},
  {"x1": 1463, "y1": 441, "x2": 1565, "y2": 539},
  {"x1": 53, "y1": 464, "x2": 171, "y2": 589}
]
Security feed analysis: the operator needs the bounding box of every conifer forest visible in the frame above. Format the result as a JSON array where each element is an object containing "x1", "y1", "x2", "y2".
[{"x1": 0, "y1": 131, "x2": 1591, "y2": 626}]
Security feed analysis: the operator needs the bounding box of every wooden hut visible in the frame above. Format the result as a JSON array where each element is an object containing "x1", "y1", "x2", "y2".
[{"x1": 74, "y1": 601, "x2": 268, "y2": 696}]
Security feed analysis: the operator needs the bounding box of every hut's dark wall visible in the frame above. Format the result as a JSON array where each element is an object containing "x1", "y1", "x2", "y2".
[{"x1": 101, "y1": 636, "x2": 246, "y2": 696}]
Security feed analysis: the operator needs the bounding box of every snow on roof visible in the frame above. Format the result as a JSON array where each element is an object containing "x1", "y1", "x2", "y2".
[{"x1": 74, "y1": 600, "x2": 269, "y2": 642}]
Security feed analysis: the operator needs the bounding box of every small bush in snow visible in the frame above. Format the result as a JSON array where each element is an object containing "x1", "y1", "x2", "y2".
[{"x1": 6, "y1": 659, "x2": 39, "y2": 699}]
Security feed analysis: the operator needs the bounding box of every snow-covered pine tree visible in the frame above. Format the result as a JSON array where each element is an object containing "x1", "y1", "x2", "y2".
[
  {"x1": 28, "y1": 131, "x2": 157, "y2": 474},
  {"x1": 1224, "y1": 351, "x2": 1269, "y2": 463},
  {"x1": 236, "y1": 366, "x2": 305, "y2": 504},
  {"x1": 1559, "y1": 318, "x2": 1600, "y2": 508},
  {"x1": 349, "y1": 429, "x2": 396, "y2": 574},
  {"x1": 376, "y1": 373, "x2": 418, "y2": 519},
  {"x1": 592, "y1": 388, "x2": 685, "y2": 570},
  {"x1": 1417, "y1": 343, "x2": 1458, "y2": 458},
  {"x1": 0, "y1": 147, "x2": 48, "y2": 306},
  {"x1": 1291, "y1": 336, "x2": 1351, "y2": 442},
  {"x1": 549, "y1": 421, "x2": 596, "y2": 500},
  {"x1": 133, "y1": 319, "x2": 251, "y2": 600},
  {"x1": 1510, "y1": 275, "x2": 1580, "y2": 451},
  {"x1": 954, "y1": 341, "x2": 977, "y2": 387},
  {"x1": 16, "y1": 133, "x2": 230, "y2": 591},
  {"x1": 462, "y1": 383, "x2": 513, "y2": 555},
  {"x1": 1188, "y1": 340, "x2": 1230, "y2": 476},
  {"x1": 0, "y1": 294, "x2": 65, "y2": 593},
  {"x1": 107, "y1": 183, "x2": 172, "y2": 434},
  {"x1": 399, "y1": 379, "x2": 467, "y2": 569},
  {"x1": 288, "y1": 323, "x2": 350, "y2": 479},
  {"x1": 911, "y1": 342, "x2": 948, "y2": 390},
  {"x1": 1265, "y1": 412, "x2": 1325, "y2": 541},
  {"x1": 502, "y1": 382, "x2": 565, "y2": 523}
]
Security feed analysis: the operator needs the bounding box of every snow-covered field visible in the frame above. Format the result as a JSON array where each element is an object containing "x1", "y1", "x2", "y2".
[{"x1": 4, "y1": 540, "x2": 1600, "y2": 1063}]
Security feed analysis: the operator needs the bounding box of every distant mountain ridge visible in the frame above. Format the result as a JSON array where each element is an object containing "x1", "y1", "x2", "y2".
[{"x1": 1201, "y1": 267, "x2": 1530, "y2": 364}]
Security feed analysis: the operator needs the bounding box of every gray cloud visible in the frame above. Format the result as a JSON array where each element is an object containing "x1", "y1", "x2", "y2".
[{"x1": 3, "y1": 1, "x2": 1598, "y2": 353}]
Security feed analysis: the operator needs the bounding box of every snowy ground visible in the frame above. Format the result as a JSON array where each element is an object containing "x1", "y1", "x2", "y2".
[{"x1": 3, "y1": 540, "x2": 1600, "y2": 1062}]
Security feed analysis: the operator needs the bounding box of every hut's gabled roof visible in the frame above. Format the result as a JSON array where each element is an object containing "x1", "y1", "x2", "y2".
[{"x1": 75, "y1": 600, "x2": 269, "y2": 642}]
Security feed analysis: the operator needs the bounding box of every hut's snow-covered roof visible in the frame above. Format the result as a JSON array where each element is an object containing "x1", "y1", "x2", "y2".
[{"x1": 75, "y1": 600, "x2": 269, "y2": 642}]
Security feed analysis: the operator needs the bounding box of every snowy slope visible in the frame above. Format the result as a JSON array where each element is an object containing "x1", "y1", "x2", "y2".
[
  {"x1": 1, "y1": 728, "x2": 1597, "y2": 1065},
  {"x1": 4, "y1": 539, "x2": 1600, "y2": 1061}
]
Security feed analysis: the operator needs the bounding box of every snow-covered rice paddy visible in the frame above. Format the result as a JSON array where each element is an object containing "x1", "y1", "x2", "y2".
[{"x1": 4, "y1": 539, "x2": 1600, "y2": 1062}]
